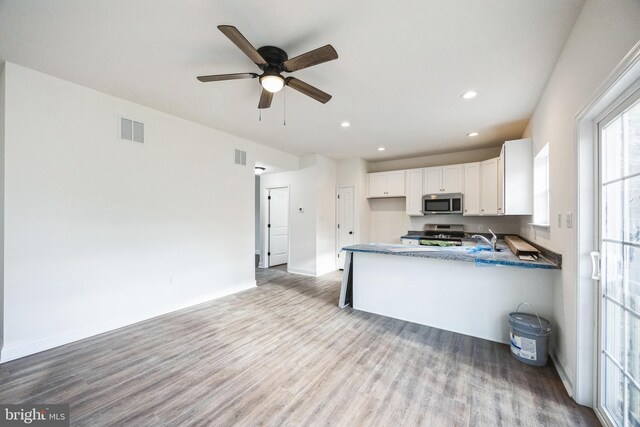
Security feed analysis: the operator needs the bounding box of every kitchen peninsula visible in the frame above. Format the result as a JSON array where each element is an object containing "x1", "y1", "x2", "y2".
[{"x1": 339, "y1": 240, "x2": 560, "y2": 344}]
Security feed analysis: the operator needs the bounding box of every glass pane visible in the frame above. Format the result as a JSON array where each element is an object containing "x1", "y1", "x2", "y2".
[
  {"x1": 626, "y1": 175, "x2": 640, "y2": 244},
  {"x1": 605, "y1": 242, "x2": 624, "y2": 301},
  {"x1": 604, "y1": 356, "x2": 624, "y2": 426},
  {"x1": 604, "y1": 181, "x2": 624, "y2": 241},
  {"x1": 629, "y1": 381, "x2": 640, "y2": 427},
  {"x1": 629, "y1": 311, "x2": 640, "y2": 384},
  {"x1": 624, "y1": 98, "x2": 640, "y2": 177},
  {"x1": 606, "y1": 300, "x2": 625, "y2": 364},
  {"x1": 603, "y1": 115, "x2": 624, "y2": 182},
  {"x1": 627, "y1": 245, "x2": 640, "y2": 313}
]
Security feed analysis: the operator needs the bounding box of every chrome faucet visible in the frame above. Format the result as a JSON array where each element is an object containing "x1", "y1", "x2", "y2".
[{"x1": 472, "y1": 229, "x2": 497, "y2": 251}]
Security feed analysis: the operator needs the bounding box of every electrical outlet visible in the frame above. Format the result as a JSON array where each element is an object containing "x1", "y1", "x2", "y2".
[
  {"x1": 566, "y1": 211, "x2": 573, "y2": 228},
  {"x1": 558, "y1": 213, "x2": 562, "y2": 228}
]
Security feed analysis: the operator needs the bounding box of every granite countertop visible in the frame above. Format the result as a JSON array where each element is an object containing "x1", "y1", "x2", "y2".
[{"x1": 342, "y1": 241, "x2": 560, "y2": 270}]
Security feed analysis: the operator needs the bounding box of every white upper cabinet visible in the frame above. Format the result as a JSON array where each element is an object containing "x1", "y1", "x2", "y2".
[
  {"x1": 463, "y1": 162, "x2": 481, "y2": 215},
  {"x1": 423, "y1": 165, "x2": 463, "y2": 194},
  {"x1": 480, "y1": 158, "x2": 499, "y2": 215},
  {"x1": 405, "y1": 168, "x2": 424, "y2": 216},
  {"x1": 367, "y1": 170, "x2": 406, "y2": 198},
  {"x1": 463, "y1": 160, "x2": 498, "y2": 216},
  {"x1": 442, "y1": 165, "x2": 464, "y2": 193},
  {"x1": 500, "y1": 138, "x2": 533, "y2": 215}
]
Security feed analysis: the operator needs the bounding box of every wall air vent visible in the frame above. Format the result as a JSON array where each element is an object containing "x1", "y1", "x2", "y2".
[
  {"x1": 120, "y1": 117, "x2": 144, "y2": 143},
  {"x1": 234, "y1": 149, "x2": 247, "y2": 166}
]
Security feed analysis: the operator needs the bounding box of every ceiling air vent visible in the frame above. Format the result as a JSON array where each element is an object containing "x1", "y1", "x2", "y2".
[
  {"x1": 234, "y1": 149, "x2": 247, "y2": 166},
  {"x1": 120, "y1": 117, "x2": 144, "y2": 143}
]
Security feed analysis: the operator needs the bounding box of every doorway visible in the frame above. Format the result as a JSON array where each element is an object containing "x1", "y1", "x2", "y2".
[
  {"x1": 266, "y1": 187, "x2": 289, "y2": 268},
  {"x1": 336, "y1": 186, "x2": 355, "y2": 269},
  {"x1": 595, "y1": 84, "x2": 640, "y2": 427}
]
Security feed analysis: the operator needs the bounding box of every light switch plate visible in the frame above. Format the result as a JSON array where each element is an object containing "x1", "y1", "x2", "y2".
[
  {"x1": 558, "y1": 213, "x2": 562, "y2": 228},
  {"x1": 566, "y1": 211, "x2": 573, "y2": 228}
]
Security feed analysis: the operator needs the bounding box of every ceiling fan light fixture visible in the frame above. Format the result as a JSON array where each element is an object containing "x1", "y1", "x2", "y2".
[{"x1": 260, "y1": 73, "x2": 285, "y2": 93}]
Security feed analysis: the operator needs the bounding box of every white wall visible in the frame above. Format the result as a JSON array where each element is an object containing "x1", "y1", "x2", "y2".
[
  {"x1": 368, "y1": 146, "x2": 502, "y2": 172},
  {"x1": 260, "y1": 154, "x2": 337, "y2": 276},
  {"x1": 336, "y1": 158, "x2": 371, "y2": 244},
  {"x1": 0, "y1": 63, "x2": 5, "y2": 352},
  {"x1": 255, "y1": 176, "x2": 260, "y2": 253},
  {"x1": 519, "y1": 0, "x2": 640, "y2": 403},
  {"x1": 0, "y1": 62, "x2": 298, "y2": 362},
  {"x1": 314, "y1": 156, "x2": 337, "y2": 276}
]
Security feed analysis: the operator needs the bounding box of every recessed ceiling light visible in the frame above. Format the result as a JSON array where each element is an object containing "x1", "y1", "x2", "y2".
[
  {"x1": 467, "y1": 132, "x2": 479, "y2": 137},
  {"x1": 378, "y1": 147, "x2": 386, "y2": 151},
  {"x1": 340, "y1": 121, "x2": 351, "y2": 128},
  {"x1": 461, "y1": 91, "x2": 478, "y2": 99}
]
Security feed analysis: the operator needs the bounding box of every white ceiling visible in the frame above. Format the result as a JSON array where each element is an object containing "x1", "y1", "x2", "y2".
[{"x1": 0, "y1": 0, "x2": 584, "y2": 161}]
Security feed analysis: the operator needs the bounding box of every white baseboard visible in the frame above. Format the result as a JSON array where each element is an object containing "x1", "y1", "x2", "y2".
[
  {"x1": 549, "y1": 343, "x2": 574, "y2": 398},
  {"x1": 0, "y1": 281, "x2": 256, "y2": 364},
  {"x1": 287, "y1": 267, "x2": 317, "y2": 277}
]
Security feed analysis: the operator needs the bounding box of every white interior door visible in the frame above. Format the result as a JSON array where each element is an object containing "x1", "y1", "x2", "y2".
[
  {"x1": 596, "y1": 87, "x2": 640, "y2": 427},
  {"x1": 336, "y1": 186, "x2": 355, "y2": 269},
  {"x1": 268, "y1": 187, "x2": 289, "y2": 267}
]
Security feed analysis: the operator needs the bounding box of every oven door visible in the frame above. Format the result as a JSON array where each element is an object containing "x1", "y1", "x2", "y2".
[{"x1": 423, "y1": 197, "x2": 452, "y2": 213}]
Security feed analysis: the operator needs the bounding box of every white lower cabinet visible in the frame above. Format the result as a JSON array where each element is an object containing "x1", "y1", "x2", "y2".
[
  {"x1": 401, "y1": 238, "x2": 419, "y2": 245},
  {"x1": 405, "y1": 168, "x2": 423, "y2": 216}
]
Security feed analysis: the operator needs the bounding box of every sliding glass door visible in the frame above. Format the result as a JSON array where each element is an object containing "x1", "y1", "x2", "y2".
[{"x1": 597, "y1": 85, "x2": 640, "y2": 427}]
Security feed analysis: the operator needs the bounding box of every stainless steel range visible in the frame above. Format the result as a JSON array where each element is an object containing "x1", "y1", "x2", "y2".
[{"x1": 403, "y1": 224, "x2": 466, "y2": 246}]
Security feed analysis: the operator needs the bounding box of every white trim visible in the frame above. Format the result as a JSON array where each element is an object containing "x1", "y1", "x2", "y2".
[
  {"x1": 261, "y1": 185, "x2": 290, "y2": 269},
  {"x1": 549, "y1": 342, "x2": 575, "y2": 398},
  {"x1": 574, "y1": 39, "x2": 640, "y2": 408},
  {"x1": 0, "y1": 280, "x2": 256, "y2": 364},
  {"x1": 335, "y1": 185, "x2": 356, "y2": 270},
  {"x1": 286, "y1": 267, "x2": 317, "y2": 277}
]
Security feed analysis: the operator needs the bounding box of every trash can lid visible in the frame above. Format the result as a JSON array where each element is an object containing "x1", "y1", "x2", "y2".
[{"x1": 509, "y1": 312, "x2": 551, "y2": 334}]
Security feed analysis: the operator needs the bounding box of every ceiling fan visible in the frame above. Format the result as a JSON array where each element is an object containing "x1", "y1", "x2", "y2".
[{"x1": 197, "y1": 25, "x2": 338, "y2": 109}]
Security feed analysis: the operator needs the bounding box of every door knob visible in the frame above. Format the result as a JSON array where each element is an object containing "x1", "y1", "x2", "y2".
[{"x1": 349, "y1": 231, "x2": 353, "y2": 235}]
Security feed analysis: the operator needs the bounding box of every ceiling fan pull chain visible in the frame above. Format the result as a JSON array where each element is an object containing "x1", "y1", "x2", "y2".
[{"x1": 283, "y1": 86, "x2": 287, "y2": 126}]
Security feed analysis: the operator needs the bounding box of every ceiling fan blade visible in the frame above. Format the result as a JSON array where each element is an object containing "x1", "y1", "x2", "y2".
[
  {"x1": 197, "y1": 72, "x2": 258, "y2": 82},
  {"x1": 285, "y1": 77, "x2": 332, "y2": 103},
  {"x1": 282, "y1": 45, "x2": 338, "y2": 72},
  {"x1": 258, "y1": 88, "x2": 273, "y2": 109},
  {"x1": 217, "y1": 25, "x2": 268, "y2": 67}
]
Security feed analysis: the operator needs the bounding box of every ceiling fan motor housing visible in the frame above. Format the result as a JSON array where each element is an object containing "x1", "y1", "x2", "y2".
[{"x1": 257, "y1": 46, "x2": 288, "y2": 71}]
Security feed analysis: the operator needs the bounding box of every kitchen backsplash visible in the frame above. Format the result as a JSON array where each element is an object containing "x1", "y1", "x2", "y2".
[{"x1": 368, "y1": 197, "x2": 526, "y2": 244}]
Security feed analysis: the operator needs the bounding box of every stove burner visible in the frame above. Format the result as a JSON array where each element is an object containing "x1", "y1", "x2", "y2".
[{"x1": 424, "y1": 232, "x2": 463, "y2": 239}]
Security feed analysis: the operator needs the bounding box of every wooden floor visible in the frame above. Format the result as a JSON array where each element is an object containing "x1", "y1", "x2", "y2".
[{"x1": 0, "y1": 265, "x2": 599, "y2": 426}]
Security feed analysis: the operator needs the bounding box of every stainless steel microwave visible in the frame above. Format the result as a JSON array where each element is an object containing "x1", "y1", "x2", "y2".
[{"x1": 422, "y1": 193, "x2": 463, "y2": 214}]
